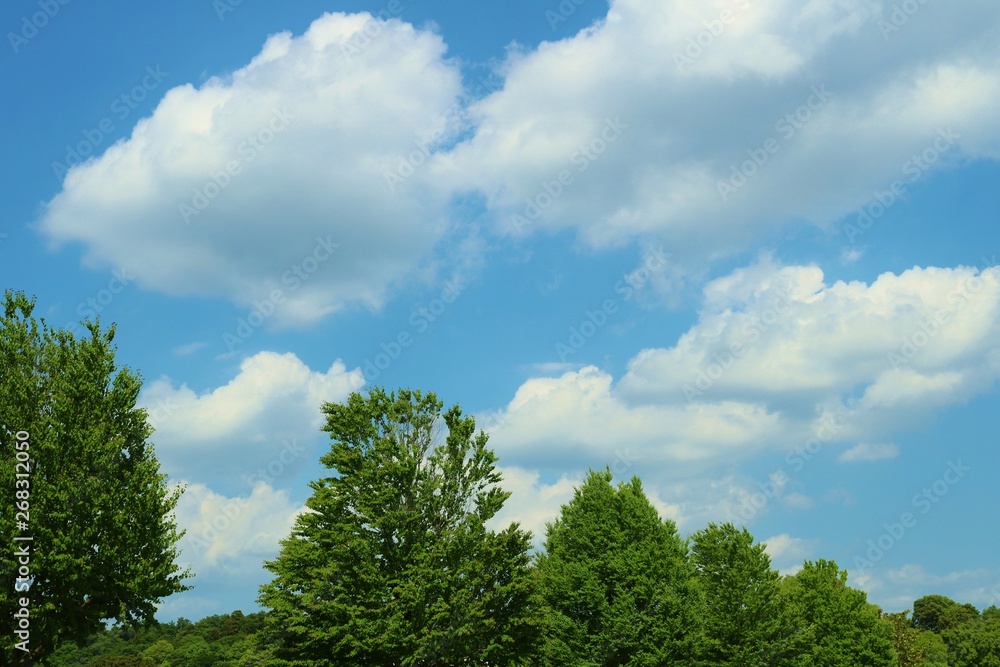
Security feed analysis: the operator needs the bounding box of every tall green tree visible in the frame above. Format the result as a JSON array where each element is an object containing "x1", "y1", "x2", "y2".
[
  {"x1": 535, "y1": 469, "x2": 698, "y2": 666},
  {"x1": 688, "y1": 523, "x2": 792, "y2": 666},
  {"x1": 912, "y1": 594, "x2": 963, "y2": 633},
  {"x1": 0, "y1": 292, "x2": 190, "y2": 666},
  {"x1": 781, "y1": 560, "x2": 896, "y2": 667},
  {"x1": 886, "y1": 611, "x2": 924, "y2": 667},
  {"x1": 258, "y1": 388, "x2": 538, "y2": 666},
  {"x1": 945, "y1": 617, "x2": 1000, "y2": 667}
]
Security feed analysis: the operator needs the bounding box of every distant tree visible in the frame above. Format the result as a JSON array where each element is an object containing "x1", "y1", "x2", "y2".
[
  {"x1": 534, "y1": 469, "x2": 699, "y2": 666},
  {"x1": 886, "y1": 611, "x2": 924, "y2": 667},
  {"x1": 0, "y1": 292, "x2": 190, "y2": 665},
  {"x1": 914, "y1": 629, "x2": 949, "y2": 667},
  {"x1": 913, "y1": 594, "x2": 963, "y2": 633},
  {"x1": 781, "y1": 559, "x2": 895, "y2": 666},
  {"x1": 940, "y1": 602, "x2": 981, "y2": 631},
  {"x1": 141, "y1": 639, "x2": 173, "y2": 665},
  {"x1": 945, "y1": 617, "x2": 1000, "y2": 667},
  {"x1": 688, "y1": 523, "x2": 793, "y2": 666},
  {"x1": 258, "y1": 388, "x2": 538, "y2": 666}
]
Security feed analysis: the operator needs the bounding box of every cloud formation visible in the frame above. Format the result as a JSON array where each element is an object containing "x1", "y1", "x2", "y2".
[
  {"x1": 141, "y1": 351, "x2": 363, "y2": 488},
  {"x1": 40, "y1": 12, "x2": 464, "y2": 325}
]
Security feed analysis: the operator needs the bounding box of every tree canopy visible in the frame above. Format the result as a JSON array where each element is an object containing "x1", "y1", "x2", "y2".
[
  {"x1": 534, "y1": 469, "x2": 699, "y2": 666},
  {"x1": 257, "y1": 388, "x2": 539, "y2": 666},
  {"x1": 0, "y1": 291, "x2": 190, "y2": 665}
]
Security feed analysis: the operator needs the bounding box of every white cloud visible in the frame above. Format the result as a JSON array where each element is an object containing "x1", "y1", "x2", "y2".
[
  {"x1": 174, "y1": 481, "x2": 304, "y2": 574},
  {"x1": 764, "y1": 533, "x2": 819, "y2": 574},
  {"x1": 490, "y1": 467, "x2": 580, "y2": 546},
  {"x1": 439, "y1": 0, "x2": 1000, "y2": 266},
  {"x1": 141, "y1": 351, "x2": 364, "y2": 486},
  {"x1": 481, "y1": 257, "x2": 1000, "y2": 536},
  {"x1": 40, "y1": 12, "x2": 465, "y2": 325},
  {"x1": 851, "y1": 564, "x2": 1000, "y2": 612},
  {"x1": 486, "y1": 364, "x2": 784, "y2": 473},
  {"x1": 839, "y1": 442, "x2": 899, "y2": 462}
]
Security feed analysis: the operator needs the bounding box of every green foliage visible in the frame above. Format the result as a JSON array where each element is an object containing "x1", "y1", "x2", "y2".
[
  {"x1": 40, "y1": 612, "x2": 268, "y2": 667},
  {"x1": 689, "y1": 522, "x2": 792, "y2": 666},
  {"x1": 0, "y1": 291, "x2": 190, "y2": 665},
  {"x1": 886, "y1": 611, "x2": 924, "y2": 667},
  {"x1": 913, "y1": 594, "x2": 963, "y2": 633},
  {"x1": 914, "y1": 629, "x2": 948, "y2": 667},
  {"x1": 781, "y1": 560, "x2": 896, "y2": 667},
  {"x1": 258, "y1": 388, "x2": 538, "y2": 666},
  {"x1": 535, "y1": 469, "x2": 699, "y2": 666},
  {"x1": 945, "y1": 617, "x2": 1000, "y2": 667}
]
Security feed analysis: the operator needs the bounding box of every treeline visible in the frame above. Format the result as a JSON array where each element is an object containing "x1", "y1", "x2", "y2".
[
  {"x1": 41, "y1": 611, "x2": 268, "y2": 666},
  {"x1": 38, "y1": 594, "x2": 1000, "y2": 667}
]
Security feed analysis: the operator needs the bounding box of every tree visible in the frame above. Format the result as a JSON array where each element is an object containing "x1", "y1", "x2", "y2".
[
  {"x1": 886, "y1": 611, "x2": 924, "y2": 667},
  {"x1": 945, "y1": 617, "x2": 1000, "y2": 667},
  {"x1": 258, "y1": 388, "x2": 538, "y2": 666},
  {"x1": 688, "y1": 523, "x2": 792, "y2": 666},
  {"x1": 781, "y1": 560, "x2": 896, "y2": 666},
  {"x1": 534, "y1": 469, "x2": 699, "y2": 666},
  {"x1": 0, "y1": 292, "x2": 190, "y2": 665},
  {"x1": 907, "y1": 594, "x2": 980, "y2": 641}
]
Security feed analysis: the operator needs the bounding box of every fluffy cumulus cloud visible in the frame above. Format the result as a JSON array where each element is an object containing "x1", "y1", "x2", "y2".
[
  {"x1": 483, "y1": 257, "x2": 1000, "y2": 529},
  {"x1": 173, "y1": 481, "x2": 303, "y2": 574},
  {"x1": 141, "y1": 351, "x2": 364, "y2": 488},
  {"x1": 40, "y1": 13, "x2": 464, "y2": 325},
  {"x1": 764, "y1": 533, "x2": 819, "y2": 574},
  {"x1": 439, "y1": 0, "x2": 1000, "y2": 258},
  {"x1": 38, "y1": 2, "x2": 1000, "y2": 317},
  {"x1": 162, "y1": 481, "x2": 305, "y2": 619}
]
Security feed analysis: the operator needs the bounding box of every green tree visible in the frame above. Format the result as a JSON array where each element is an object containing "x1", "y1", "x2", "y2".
[
  {"x1": 689, "y1": 523, "x2": 792, "y2": 666},
  {"x1": 142, "y1": 639, "x2": 174, "y2": 666},
  {"x1": 912, "y1": 594, "x2": 962, "y2": 633},
  {"x1": 535, "y1": 469, "x2": 698, "y2": 666},
  {"x1": 781, "y1": 560, "x2": 895, "y2": 666},
  {"x1": 886, "y1": 611, "x2": 923, "y2": 667},
  {"x1": 258, "y1": 388, "x2": 538, "y2": 666},
  {"x1": 0, "y1": 292, "x2": 190, "y2": 665},
  {"x1": 914, "y1": 629, "x2": 948, "y2": 667},
  {"x1": 945, "y1": 617, "x2": 1000, "y2": 667}
]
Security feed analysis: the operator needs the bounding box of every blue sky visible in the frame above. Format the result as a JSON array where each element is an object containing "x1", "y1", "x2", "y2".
[{"x1": 4, "y1": 0, "x2": 1000, "y2": 621}]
